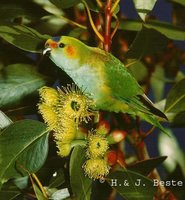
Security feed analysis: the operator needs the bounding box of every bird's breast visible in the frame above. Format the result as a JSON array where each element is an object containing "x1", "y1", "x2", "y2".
[{"x1": 67, "y1": 64, "x2": 109, "y2": 102}]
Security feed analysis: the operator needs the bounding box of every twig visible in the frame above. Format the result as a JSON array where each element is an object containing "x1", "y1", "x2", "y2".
[
  {"x1": 125, "y1": 60, "x2": 138, "y2": 68},
  {"x1": 111, "y1": 0, "x2": 120, "y2": 13},
  {"x1": 142, "y1": 125, "x2": 156, "y2": 138},
  {"x1": 19, "y1": 164, "x2": 48, "y2": 199},
  {"x1": 82, "y1": 0, "x2": 104, "y2": 42},
  {"x1": 54, "y1": 14, "x2": 87, "y2": 30},
  {"x1": 96, "y1": 0, "x2": 103, "y2": 8},
  {"x1": 111, "y1": 14, "x2": 120, "y2": 39},
  {"x1": 31, "y1": 173, "x2": 48, "y2": 199}
]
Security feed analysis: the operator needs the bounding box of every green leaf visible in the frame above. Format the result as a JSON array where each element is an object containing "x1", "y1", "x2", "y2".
[
  {"x1": 69, "y1": 27, "x2": 85, "y2": 38},
  {"x1": 48, "y1": 188, "x2": 70, "y2": 200},
  {"x1": 171, "y1": 111, "x2": 185, "y2": 127},
  {"x1": 128, "y1": 156, "x2": 167, "y2": 176},
  {"x1": 165, "y1": 78, "x2": 185, "y2": 114},
  {"x1": 118, "y1": 19, "x2": 185, "y2": 41},
  {"x1": 0, "y1": 110, "x2": 12, "y2": 130},
  {"x1": 0, "y1": 187, "x2": 21, "y2": 200},
  {"x1": 126, "y1": 27, "x2": 168, "y2": 59},
  {"x1": 156, "y1": 78, "x2": 185, "y2": 127},
  {"x1": 128, "y1": 61, "x2": 148, "y2": 82},
  {"x1": 175, "y1": 71, "x2": 185, "y2": 82},
  {"x1": 116, "y1": 19, "x2": 142, "y2": 32},
  {"x1": 32, "y1": 180, "x2": 47, "y2": 200},
  {"x1": 161, "y1": 78, "x2": 185, "y2": 127},
  {"x1": 158, "y1": 129, "x2": 185, "y2": 173},
  {"x1": 150, "y1": 66, "x2": 165, "y2": 102},
  {"x1": 144, "y1": 20, "x2": 185, "y2": 41},
  {"x1": 169, "y1": 0, "x2": 185, "y2": 6},
  {"x1": 0, "y1": 64, "x2": 49, "y2": 109},
  {"x1": 48, "y1": 169, "x2": 65, "y2": 188},
  {"x1": 13, "y1": 176, "x2": 29, "y2": 190},
  {"x1": 0, "y1": 2, "x2": 48, "y2": 22},
  {"x1": 70, "y1": 146, "x2": 92, "y2": 200},
  {"x1": 0, "y1": 119, "x2": 49, "y2": 184},
  {"x1": 0, "y1": 24, "x2": 49, "y2": 53},
  {"x1": 133, "y1": 0, "x2": 157, "y2": 21},
  {"x1": 107, "y1": 170, "x2": 157, "y2": 200},
  {"x1": 156, "y1": 98, "x2": 185, "y2": 127},
  {"x1": 49, "y1": 0, "x2": 81, "y2": 9}
]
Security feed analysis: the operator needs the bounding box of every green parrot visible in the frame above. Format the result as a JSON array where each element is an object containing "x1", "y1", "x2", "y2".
[{"x1": 43, "y1": 36, "x2": 167, "y2": 131}]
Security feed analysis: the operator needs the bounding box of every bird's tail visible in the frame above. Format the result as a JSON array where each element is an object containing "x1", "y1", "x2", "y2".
[
  {"x1": 138, "y1": 112, "x2": 168, "y2": 134},
  {"x1": 120, "y1": 95, "x2": 168, "y2": 134},
  {"x1": 139, "y1": 94, "x2": 168, "y2": 120}
]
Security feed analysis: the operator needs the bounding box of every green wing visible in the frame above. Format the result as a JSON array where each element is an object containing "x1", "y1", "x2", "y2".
[
  {"x1": 102, "y1": 52, "x2": 167, "y2": 133},
  {"x1": 104, "y1": 52, "x2": 144, "y2": 98},
  {"x1": 103, "y1": 52, "x2": 166, "y2": 118}
]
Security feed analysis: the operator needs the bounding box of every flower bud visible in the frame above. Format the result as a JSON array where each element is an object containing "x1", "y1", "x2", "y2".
[
  {"x1": 107, "y1": 129, "x2": 127, "y2": 144},
  {"x1": 97, "y1": 120, "x2": 110, "y2": 135},
  {"x1": 106, "y1": 150, "x2": 117, "y2": 166}
]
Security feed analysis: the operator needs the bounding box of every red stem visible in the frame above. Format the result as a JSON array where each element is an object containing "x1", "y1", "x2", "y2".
[{"x1": 104, "y1": 0, "x2": 113, "y2": 52}]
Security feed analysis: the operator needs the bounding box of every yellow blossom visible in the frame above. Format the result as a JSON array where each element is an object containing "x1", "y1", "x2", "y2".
[
  {"x1": 38, "y1": 104, "x2": 58, "y2": 130},
  {"x1": 39, "y1": 86, "x2": 59, "y2": 106},
  {"x1": 57, "y1": 84, "x2": 95, "y2": 123},
  {"x1": 57, "y1": 142, "x2": 71, "y2": 157},
  {"x1": 83, "y1": 158, "x2": 110, "y2": 179},
  {"x1": 54, "y1": 118, "x2": 77, "y2": 143},
  {"x1": 87, "y1": 134, "x2": 109, "y2": 158}
]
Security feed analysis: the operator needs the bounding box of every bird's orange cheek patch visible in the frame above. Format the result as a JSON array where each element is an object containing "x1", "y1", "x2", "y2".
[{"x1": 65, "y1": 45, "x2": 77, "y2": 58}]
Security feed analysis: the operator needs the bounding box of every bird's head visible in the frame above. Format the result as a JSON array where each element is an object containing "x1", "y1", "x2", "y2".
[
  {"x1": 43, "y1": 36, "x2": 80, "y2": 57},
  {"x1": 43, "y1": 36, "x2": 89, "y2": 70}
]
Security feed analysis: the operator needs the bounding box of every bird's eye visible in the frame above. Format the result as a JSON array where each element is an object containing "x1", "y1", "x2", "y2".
[{"x1": 59, "y1": 43, "x2": 65, "y2": 48}]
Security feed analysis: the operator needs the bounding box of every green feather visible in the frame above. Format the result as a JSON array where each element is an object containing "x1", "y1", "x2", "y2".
[{"x1": 44, "y1": 36, "x2": 167, "y2": 133}]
